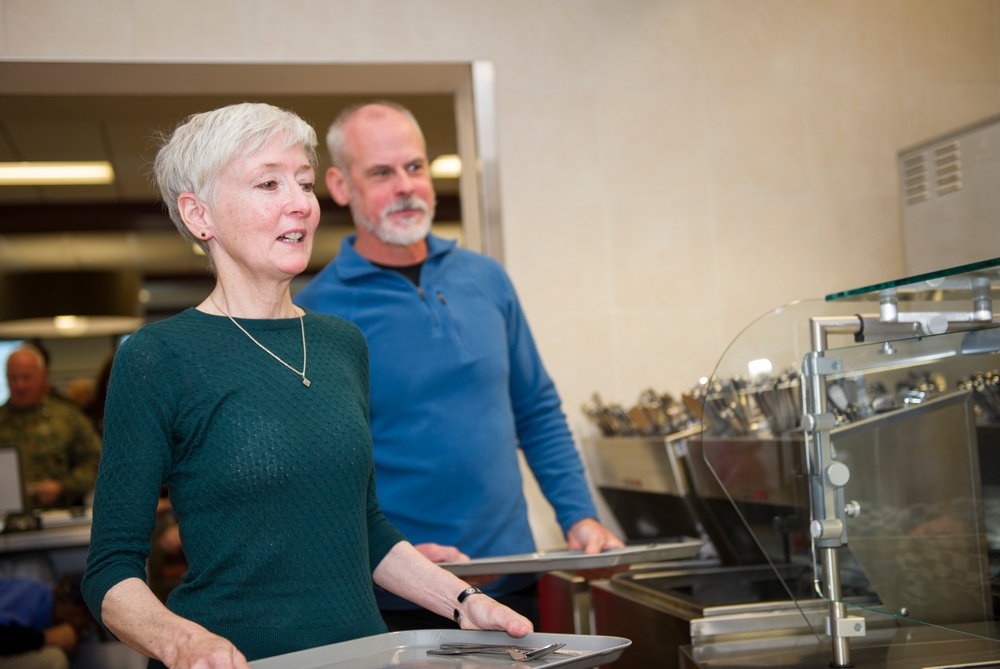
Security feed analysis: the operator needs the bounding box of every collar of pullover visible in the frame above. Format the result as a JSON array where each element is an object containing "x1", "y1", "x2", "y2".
[{"x1": 335, "y1": 233, "x2": 457, "y2": 281}]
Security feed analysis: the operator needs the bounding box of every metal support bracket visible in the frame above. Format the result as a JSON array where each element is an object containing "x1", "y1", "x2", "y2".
[{"x1": 826, "y1": 615, "x2": 866, "y2": 638}]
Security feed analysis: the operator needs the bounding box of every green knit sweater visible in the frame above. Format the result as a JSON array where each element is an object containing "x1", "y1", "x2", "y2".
[{"x1": 82, "y1": 309, "x2": 405, "y2": 662}]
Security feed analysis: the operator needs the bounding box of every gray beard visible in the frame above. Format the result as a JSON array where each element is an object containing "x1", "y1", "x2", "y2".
[{"x1": 351, "y1": 196, "x2": 434, "y2": 247}]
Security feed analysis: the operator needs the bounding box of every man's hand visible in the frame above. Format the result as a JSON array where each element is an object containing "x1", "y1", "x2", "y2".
[
  {"x1": 566, "y1": 518, "x2": 625, "y2": 554},
  {"x1": 414, "y1": 543, "x2": 498, "y2": 586},
  {"x1": 43, "y1": 623, "x2": 78, "y2": 654},
  {"x1": 28, "y1": 480, "x2": 63, "y2": 507},
  {"x1": 414, "y1": 542, "x2": 468, "y2": 563},
  {"x1": 566, "y1": 518, "x2": 627, "y2": 579}
]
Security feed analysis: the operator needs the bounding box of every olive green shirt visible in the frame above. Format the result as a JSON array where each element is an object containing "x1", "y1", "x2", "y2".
[{"x1": 0, "y1": 396, "x2": 102, "y2": 508}]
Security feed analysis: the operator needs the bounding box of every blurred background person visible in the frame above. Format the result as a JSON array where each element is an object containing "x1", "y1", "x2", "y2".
[
  {"x1": 0, "y1": 575, "x2": 96, "y2": 669},
  {"x1": 63, "y1": 379, "x2": 95, "y2": 411},
  {"x1": 80, "y1": 353, "x2": 114, "y2": 438},
  {"x1": 0, "y1": 346, "x2": 101, "y2": 509}
]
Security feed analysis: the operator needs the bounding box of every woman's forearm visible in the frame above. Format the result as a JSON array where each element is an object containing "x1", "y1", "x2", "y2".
[
  {"x1": 372, "y1": 542, "x2": 531, "y2": 637},
  {"x1": 101, "y1": 577, "x2": 248, "y2": 669},
  {"x1": 372, "y1": 542, "x2": 468, "y2": 621}
]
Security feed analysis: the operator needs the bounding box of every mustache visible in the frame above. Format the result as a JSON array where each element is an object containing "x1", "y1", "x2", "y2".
[{"x1": 383, "y1": 196, "x2": 430, "y2": 217}]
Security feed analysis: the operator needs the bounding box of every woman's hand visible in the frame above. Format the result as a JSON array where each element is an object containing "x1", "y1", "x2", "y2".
[
  {"x1": 163, "y1": 629, "x2": 249, "y2": 669},
  {"x1": 456, "y1": 595, "x2": 532, "y2": 638},
  {"x1": 373, "y1": 542, "x2": 529, "y2": 635},
  {"x1": 102, "y1": 578, "x2": 250, "y2": 669}
]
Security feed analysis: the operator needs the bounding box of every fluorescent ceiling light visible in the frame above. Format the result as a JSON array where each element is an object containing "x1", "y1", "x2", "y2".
[
  {"x1": 430, "y1": 154, "x2": 462, "y2": 179},
  {"x1": 0, "y1": 161, "x2": 115, "y2": 185}
]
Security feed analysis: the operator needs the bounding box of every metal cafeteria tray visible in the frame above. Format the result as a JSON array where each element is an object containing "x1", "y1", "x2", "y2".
[
  {"x1": 436, "y1": 538, "x2": 704, "y2": 577},
  {"x1": 250, "y1": 630, "x2": 631, "y2": 668}
]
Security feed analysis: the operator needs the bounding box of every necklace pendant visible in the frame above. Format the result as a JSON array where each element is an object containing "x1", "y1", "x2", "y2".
[{"x1": 302, "y1": 377, "x2": 311, "y2": 387}]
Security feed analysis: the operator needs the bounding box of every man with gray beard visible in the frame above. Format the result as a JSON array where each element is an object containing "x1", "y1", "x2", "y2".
[{"x1": 295, "y1": 102, "x2": 622, "y2": 631}]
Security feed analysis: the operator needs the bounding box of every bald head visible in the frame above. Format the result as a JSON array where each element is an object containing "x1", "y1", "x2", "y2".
[
  {"x1": 322, "y1": 102, "x2": 436, "y2": 260},
  {"x1": 6, "y1": 346, "x2": 48, "y2": 409},
  {"x1": 326, "y1": 102, "x2": 426, "y2": 172}
]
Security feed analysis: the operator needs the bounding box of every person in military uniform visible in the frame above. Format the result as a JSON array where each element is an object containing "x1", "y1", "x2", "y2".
[{"x1": 1, "y1": 346, "x2": 101, "y2": 509}]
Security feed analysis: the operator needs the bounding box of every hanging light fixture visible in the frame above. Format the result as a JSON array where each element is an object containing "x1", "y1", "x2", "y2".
[{"x1": 0, "y1": 270, "x2": 143, "y2": 338}]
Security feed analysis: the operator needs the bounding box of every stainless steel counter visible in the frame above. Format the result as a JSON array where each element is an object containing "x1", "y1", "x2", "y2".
[{"x1": 679, "y1": 623, "x2": 1000, "y2": 668}]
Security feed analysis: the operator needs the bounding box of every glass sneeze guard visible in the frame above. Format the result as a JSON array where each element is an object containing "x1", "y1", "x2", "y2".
[{"x1": 697, "y1": 257, "x2": 1000, "y2": 667}]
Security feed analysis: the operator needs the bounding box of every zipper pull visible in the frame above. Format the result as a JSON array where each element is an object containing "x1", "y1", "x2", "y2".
[
  {"x1": 417, "y1": 287, "x2": 426, "y2": 300},
  {"x1": 437, "y1": 292, "x2": 446, "y2": 305}
]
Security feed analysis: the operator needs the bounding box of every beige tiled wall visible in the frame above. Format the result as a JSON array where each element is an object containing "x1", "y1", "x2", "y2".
[{"x1": 2, "y1": 0, "x2": 999, "y2": 546}]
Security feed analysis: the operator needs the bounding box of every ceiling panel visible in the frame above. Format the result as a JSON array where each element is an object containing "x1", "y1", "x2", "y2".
[
  {"x1": 0, "y1": 93, "x2": 459, "y2": 207},
  {"x1": 105, "y1": 119, "x2": 163, "y2": 201},
  {"x1": 5, "y1": 118, "x2": 108, "y2": 158}
]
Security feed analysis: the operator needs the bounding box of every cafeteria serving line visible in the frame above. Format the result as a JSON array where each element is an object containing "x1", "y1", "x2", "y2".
[
  {"x1": 0, "y1": 29, "x2": 999, "y2": 665},
  {"x1": 5, "y1": 255, "x2": 1000, "y2": 669},
  {"x1": 577, "y1": 258, "x2": 1000, "y2": 669}
]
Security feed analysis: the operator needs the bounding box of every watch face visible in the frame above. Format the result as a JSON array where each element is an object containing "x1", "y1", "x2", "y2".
[{"x1": 458, "y1": 586, "x2": 481, "y2": 602}]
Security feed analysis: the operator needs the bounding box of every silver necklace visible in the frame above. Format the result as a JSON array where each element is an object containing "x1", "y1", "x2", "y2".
[{"x1": 210, "y1": 295, "x2": 310, "y2": 387}]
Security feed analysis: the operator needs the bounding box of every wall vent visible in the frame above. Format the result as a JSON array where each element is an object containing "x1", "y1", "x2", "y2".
[
  {"x1": 934, "y1": 141, "x2": 962, "y2": 196},
  {"x1": 902, "y1": 153, "x2": 928, "y2": 205},
  {"x1": 899, "y1": 113, "x2": 1000, "y2": 274}
]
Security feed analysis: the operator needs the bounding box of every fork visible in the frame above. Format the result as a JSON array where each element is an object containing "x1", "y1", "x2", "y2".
[
  {"x1": 510, "y1": 643, "x2": 565, "y2": 661},
  {"x1": 428, "y1": 642, "x2": 566, "y2": 661}
]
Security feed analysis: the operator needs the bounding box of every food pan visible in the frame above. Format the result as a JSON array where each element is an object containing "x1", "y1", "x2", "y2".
[
  {"x1": 436, "y1": 538, "x2": 704, "y2": 577},
  {"x1": 250, "y1": 630, "x2": 631, "y2": 668}
]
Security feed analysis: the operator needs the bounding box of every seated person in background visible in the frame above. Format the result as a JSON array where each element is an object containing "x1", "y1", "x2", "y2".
[
  {"x1": 0, "y1": 575, "x2": 96, "y2": 669},
  {"x1": 81, "y1": 354, "x2": 114, "y2": 437},
  {"x1": 0, "y1": 347, "x2": 102, "y2": 509}
]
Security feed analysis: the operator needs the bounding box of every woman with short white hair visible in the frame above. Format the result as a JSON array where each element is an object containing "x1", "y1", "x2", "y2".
[{"x1": 82, "y1": 102, "x2": 530, "y2": 669}]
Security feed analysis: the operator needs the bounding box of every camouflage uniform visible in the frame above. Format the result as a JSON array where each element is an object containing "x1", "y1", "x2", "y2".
[{"x1": 0, "y1": 397, "x2": 101, "y2": 508}]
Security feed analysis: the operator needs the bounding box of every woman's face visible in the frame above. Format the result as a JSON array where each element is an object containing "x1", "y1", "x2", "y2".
[{"x1": 206, "y1": 137, "x2": 319, "y2": 282}]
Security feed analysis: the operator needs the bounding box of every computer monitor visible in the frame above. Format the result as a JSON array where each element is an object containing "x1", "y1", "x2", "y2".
[{"x1": 0, "y1": 447, "x2": 26, "y2": 519}]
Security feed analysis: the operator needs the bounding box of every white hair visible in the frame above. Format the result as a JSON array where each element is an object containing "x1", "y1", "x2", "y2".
[{"x1": 153, "y1": 102, "x2": 318, "y2": 258}]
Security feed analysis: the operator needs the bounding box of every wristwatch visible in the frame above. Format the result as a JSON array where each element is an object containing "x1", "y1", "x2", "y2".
[{"x1": 453, "y1": 586, "x2": 484, "y2": 623}]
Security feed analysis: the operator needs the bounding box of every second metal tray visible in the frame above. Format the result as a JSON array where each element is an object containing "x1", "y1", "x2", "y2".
[
  {"x1": 436, "y1": 538, "x2": 704, "y2": 577},
  {"x1": 249, "y1": 630, "x2": 631, "y2": 668}
]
